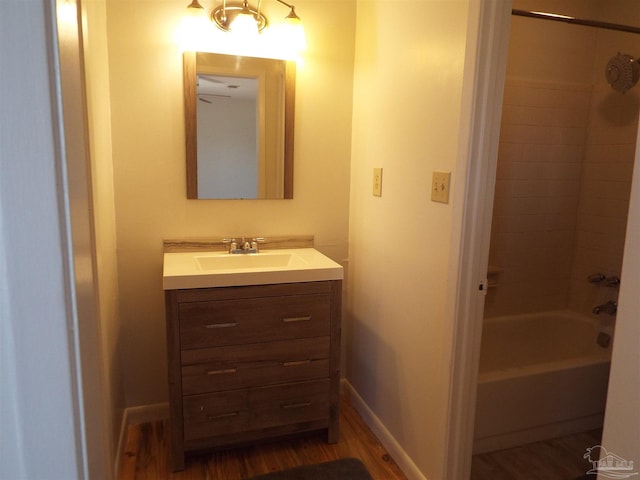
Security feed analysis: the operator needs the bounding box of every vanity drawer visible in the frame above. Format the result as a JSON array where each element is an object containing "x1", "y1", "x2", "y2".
[
  {"x1": 183, "y1": 379, "x2": 330, "y2": 443},
  {"x1": 179, "y1": 294, "x2": 330, "y2": 349},
  {"x1": 181, "y1": 337, "x2": 331, "y2": 395}
]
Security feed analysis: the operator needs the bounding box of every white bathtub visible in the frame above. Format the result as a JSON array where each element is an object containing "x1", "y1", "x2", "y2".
[{"x1": 473, "y1": 310, "x2": 611, "y2": 454}]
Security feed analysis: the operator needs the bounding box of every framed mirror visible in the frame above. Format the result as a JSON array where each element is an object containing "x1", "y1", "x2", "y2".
[{"x1": 183, "y1": 51, "x2": 295, "y2": 199}]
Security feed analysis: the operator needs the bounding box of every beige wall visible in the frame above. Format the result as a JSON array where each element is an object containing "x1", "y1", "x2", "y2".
[
  {"x1": 106, "y1": 0, "x2": 355, "y2": 406},
  {"x1": 82, "y1": 0, "x2": 124, "y2": 466},
  {"x1": 347, "y1": 1, "x2": 471, "y2": 478},
  {"x1": 485, "y1": 0, "x2": 639, "y2": 318}
]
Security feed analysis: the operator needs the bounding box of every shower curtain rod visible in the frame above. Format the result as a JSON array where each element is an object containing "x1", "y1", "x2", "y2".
[{"x1": 512, "y1": 9, "x2": 640, "y2": 35}]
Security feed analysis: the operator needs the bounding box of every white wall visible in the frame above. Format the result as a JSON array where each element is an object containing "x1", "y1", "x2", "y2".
[
  {"x1": 0, "y1": 0, "x2": 84, "y2": 477},
  {"x1": 105, "y1": 0, "x2": 356, "y2": 407},
  {"x1": 347, "y1": 1, "x2": 471, "y2": 478},
  {"x1": 600, "y1": 123, "x2": 640, "y2": 479},
  {"x1": 198, "y1": 97, "x2": 258, "y2": 198}
]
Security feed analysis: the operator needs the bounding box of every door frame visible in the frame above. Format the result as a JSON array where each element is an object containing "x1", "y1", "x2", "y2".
[
  {"x1": 446, "y1": 1, "x2": 640, "y2": 479},
  {"x1": 443, "y1": 1, "x2": 512, "y2": 478}
]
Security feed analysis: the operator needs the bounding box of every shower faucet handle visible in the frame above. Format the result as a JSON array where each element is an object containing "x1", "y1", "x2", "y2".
[
  {"x1": 586, "y1": 273, "x2": 621, "y2": 288},
  {"x1": 605, "y1": 276, "x2": 620, "y2": 288},
  {"x1": 587, "y1": 273, "x2": 606, "y2": 283}
]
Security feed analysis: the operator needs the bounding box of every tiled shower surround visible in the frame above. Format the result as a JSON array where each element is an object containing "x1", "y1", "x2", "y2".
[{"x1": 485, "y1": 78, "x2": 639, "y2": 319}]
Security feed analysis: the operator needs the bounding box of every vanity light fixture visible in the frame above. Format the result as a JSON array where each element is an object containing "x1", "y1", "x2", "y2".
[
  {"x1": 209, "y1": 0, "x2": 301, "y2": 33},
  {"x1": 184, "y1": 0, "x2": 306, "y2": 53}
]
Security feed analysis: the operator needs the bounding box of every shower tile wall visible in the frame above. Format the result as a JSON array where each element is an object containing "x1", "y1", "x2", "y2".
[
  {"x1": 486, "y1": 77, "x2": 639, "y2": 320},
  {"x1": 488, "y1": 0, "x2": 640, "y2": 322},
  {"x1": 569, "y1": 82, "x2": 640, "y2": 317},
  {"x1": 485, "y1": 79, "x2": 592, "y2": 318}
]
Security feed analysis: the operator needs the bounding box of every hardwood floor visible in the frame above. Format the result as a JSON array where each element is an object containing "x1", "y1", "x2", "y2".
[
  {"x1": 121, "y1": 392, "x2": 600, "y2": 480},
  {"x1": 471, "y1": 429, "x2": 602, "y2": 480},
  {"x1": 120, "y1": 395, "x2": 407, "y2": 480}
]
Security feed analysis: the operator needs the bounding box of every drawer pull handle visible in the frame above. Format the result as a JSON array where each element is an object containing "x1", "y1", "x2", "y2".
[
  {"x1": 207, "y1": 411, "x2": 239, "y2": 420},
  {"x1": 281, "y1": 401, "x2": 311, "y2": 409},
  {"x1": 282, "y1": 316, "x2": 311, "y2": 323},
  {"x1": 206, "y1": 368, "x2": 237, "y2": 375},
  {"x1": 282, "y1": 360, "x2": 311, "y2": 367},
  {"x1": 204, "y1": 322, "x2": 237, "y2": 329}
]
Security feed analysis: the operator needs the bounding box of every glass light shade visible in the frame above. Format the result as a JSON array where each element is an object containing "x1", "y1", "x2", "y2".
[
  {"x1": 229, "y1": 10, "x2": 260, "y2": 35},
  {"x1": 176, "y1": 0, "x2": 211, "y2": 51},
  {"x1": 283, "y1": 15, "x2": 306, "y2": 52}
]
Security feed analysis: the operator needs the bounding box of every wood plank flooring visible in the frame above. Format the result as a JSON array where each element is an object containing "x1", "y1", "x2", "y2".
[
  {"x1": 120, "y1": 395, "x2": 407, "y2": 480},
  {"x1": 471, "y1": 429, "x2": 602, "y2": 480},
  {"x1": 121, "y1": 392, "x2": 601, "y2": 480}
]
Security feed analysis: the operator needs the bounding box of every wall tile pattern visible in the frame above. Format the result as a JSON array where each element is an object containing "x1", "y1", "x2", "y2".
[
  {"x1": 486, "y1": 77, "x2": 639, "y2": 318},
  {"x1": 485, "y1": 79, "x2": 592, "y2": 317},
  {"x1": 569, "y1": 82, "x2": 639, "y2": 317}
]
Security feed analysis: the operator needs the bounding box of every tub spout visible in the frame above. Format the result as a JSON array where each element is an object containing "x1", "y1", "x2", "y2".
[{"x1": 592, "y1": 301, "x2": 617, "y2": 315}]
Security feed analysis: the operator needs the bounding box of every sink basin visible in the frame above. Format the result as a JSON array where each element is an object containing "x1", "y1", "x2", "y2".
[
  {"x1": 163, "y1": 248, "x2": 343, "y2": 289},
  {"x1": 196, "y1": 252, "x2": 296, "y2": 270}
]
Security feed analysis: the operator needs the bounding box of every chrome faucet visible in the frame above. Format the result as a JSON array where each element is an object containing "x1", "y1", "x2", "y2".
[
  {"x1": 222, "y1": 237, "x2": 264, "y2": 254},
  {"x1": 592, "y1": 300, "x2": 617, "y2": 315}
]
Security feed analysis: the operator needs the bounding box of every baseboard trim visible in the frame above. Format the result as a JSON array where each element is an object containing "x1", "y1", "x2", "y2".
[
  {"x1": 341, "y1": 379, "x2": 426, "y2": 480},
  {"x1": 114, "y1": 402, "x2": 170, "y2": 476}
]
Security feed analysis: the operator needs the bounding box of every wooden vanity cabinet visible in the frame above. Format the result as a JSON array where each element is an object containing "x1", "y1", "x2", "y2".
[{"x1": 165, "y1": 280, "x2": 342, "y2": 471}]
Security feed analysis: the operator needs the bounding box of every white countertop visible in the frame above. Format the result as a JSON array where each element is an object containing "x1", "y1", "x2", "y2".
[{"x1": 163, "y1": 248, "x2": 344, "y2": 290}]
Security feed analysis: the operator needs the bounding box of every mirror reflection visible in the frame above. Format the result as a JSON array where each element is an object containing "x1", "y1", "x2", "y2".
[
  {"x1": 197, "y1": 74, "x2": 259, "y2": 198},
  {"x1": 183, "y1": 51, "x2": 295, "y2": 199}
]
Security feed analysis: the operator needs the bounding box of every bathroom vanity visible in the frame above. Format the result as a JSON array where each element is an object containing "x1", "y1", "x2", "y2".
[{"x1": 163, "y1": 242, "x2": 342, "y2": 471}]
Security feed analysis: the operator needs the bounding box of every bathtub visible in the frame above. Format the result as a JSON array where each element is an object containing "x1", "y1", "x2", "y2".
[{"x1": 473, "y1": 310, "x2": 611, "y2": 454}]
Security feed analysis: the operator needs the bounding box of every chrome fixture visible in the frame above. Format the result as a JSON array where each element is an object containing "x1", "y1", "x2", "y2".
[
  {"x1": 587, "y1": 273, "x2": 621, "y2": 288},
  {"x1": 605, "y1": 276, "x2": 621, "y2": 288},
  {"x1": 587, "y1": 273, "x2": 606, "y2": 283},
  {"x1": 187, "y1": 0, "x2": 205, "y2": 12},
  {"x1": 597, "y1": 332, "x2": 611, "y2": 349},
  {"x1": 212, "y1": 0, "x2": 268, "y2": 33},
  {"x1": 606, "y1": 53, "x2": 640, "y2": 94},
  {"x1": 190, "y1": 0, "x2": 302, "y2": 34},
  {"x1": 185, "y1": 0, "x2": 306, "y2": 52},
  {"x1": 592, "y1": 301, "x2": 617, "y2": 316},
  {"x1": 223, "y1": 237, "x2": 265, "y2": 254},
  {"x1": 511, "y1": 9, "x2": 640, "y2": 35}
]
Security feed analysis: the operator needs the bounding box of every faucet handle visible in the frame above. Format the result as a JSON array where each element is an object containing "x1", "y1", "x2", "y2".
[
  {"x1": 222, "y1": 238, "x2": 238, "y2": 253},
  {"x1": 605, "y1": 276, "x2": 620, "y2": 288},
  {"x1": 251, "y1": 237, "x2": 265, "y2": 252}
]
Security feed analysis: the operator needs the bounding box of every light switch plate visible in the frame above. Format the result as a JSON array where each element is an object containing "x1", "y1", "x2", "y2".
[
  {"x1": 431, "y1": 171, "x2": 451, "y2": 203},
  {"x1": 373, "y1": 168, "x2": 383, "y2": 197}
]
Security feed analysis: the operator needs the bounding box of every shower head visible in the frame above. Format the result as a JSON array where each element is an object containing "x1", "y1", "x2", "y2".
[{"x1": 605, "y1": 53, "x2": 639, "y2": 94}]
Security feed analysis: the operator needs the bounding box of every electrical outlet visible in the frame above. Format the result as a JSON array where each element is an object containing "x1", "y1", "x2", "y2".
[
  {"x1": 431, "y1": 171, "x2": 451, "y2": 203},
  {"x1": 373, "y1": 168, "x2": 383, "y2": 197}
]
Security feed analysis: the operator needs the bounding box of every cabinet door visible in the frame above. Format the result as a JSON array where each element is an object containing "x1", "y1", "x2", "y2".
[{"x1": 179, "y1": 294, "x2": 330, "y2": 349}]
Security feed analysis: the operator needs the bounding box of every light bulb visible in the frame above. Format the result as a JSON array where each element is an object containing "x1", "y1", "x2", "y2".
[
  {"x1": 229, "y1": 7, "x2": 259, "y2": 35},
  {"x1": 175, "y1": 0, "x2": 211, "y2": 51},
  {"x1": 283, "y1": 14, "x2": 306, "y2": 52}
]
